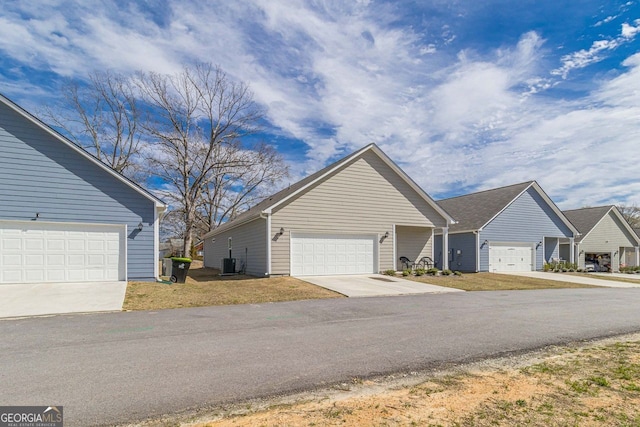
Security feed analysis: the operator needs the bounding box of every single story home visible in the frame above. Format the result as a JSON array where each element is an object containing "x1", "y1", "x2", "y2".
[
  {"x1": 434, "y1": 181, "x2": 578, "y2": 272},
  {"x1": 203, "y1": 144, "x2": 454, "y2": 276},
  {"x1": 0, "y1": 93, "x2": 166, "y2": 283},
  {"x1": 560, "y1": 206, "x2": 640, "y2": 272}
]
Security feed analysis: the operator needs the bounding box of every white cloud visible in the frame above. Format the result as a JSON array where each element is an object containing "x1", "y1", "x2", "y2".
[
  {"x1": 552, "y1": 19, "x2": 640, "y2": 79},
  {"x1": 1, "y1": 1, "x2": 639, "y2": 209}
]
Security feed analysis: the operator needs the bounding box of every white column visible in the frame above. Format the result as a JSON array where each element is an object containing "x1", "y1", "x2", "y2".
[
  {"x1": 442, "y1": 227, "x2": 449, "y2": 271},
  {"x1": 266, "y1": 213, "x2": 272, "y2": 276},
  {"x1": 392, "y1": 224, "x2": 397, "y2": 271},
  {"x1": 636, "y1": 246, "x2": 639, "y2": 267},
  {"x1": 569, "y1": 237, "x2": 575, "y2": 264}
]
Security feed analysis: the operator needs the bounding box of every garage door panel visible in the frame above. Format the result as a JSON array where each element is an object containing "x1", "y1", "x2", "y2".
[
  {"x1": 489, "y1": 244, "x2": 533, "y2": 272},
  {"x1": 0, "y1": 221, "x2": 125, "y2": 284},
  {"x1": 291, "y1": 233, "x2": 376, "y2": 276}
]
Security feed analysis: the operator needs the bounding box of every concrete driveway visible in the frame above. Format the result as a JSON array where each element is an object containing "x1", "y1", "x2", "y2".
[
  {"x1": 506, "y1": 271, "x2": 640, "y2": 288},
  {"x1": 0, "y1": 281, "x2": 127, "y2": 318},
  {"x1": 297, "y1": 274, "x2": 463, "y2": 297},
  {"x1": 593, "y1": 272, "x2": 640, "y2": 281}
]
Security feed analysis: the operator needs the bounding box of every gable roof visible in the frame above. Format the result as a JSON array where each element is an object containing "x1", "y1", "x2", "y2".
[
  {"x1": 204, "y1": 143, "x2": 454, "y2": 237},
  {"x1": 0, "y1": 93, "x2": 166, "y2": 210},
  {"x1": 437, "y1": 181, "x2": 578, "y2": 235},
  {"x1": 563, "y1": 205, "x2": 640, "y2": 245}
]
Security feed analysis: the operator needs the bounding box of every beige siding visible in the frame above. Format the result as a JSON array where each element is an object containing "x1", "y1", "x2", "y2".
[
  {"x1": 203, "y1": 218, "x2": 267, "y2": 276},
  {"x1": 396, "y1": 226, "x2": 433, "y2": 270},
  {"x1": 270, "y1": 151, "x2": 446, "y2": 274},
  {"x1": 578, "y1": 211, "x2": 638, "y2": 271}
]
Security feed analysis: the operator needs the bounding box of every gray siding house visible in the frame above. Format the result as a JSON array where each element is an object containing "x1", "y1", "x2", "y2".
[
  {"x1": 560, "y1": 206, "x2": 640, "y2": 272},
  {"x1": 434, "y1": 181, "x2": 577, "y2": 272},
  {"x1": 0, "y1": 94, "x2": 166, "y2": 283},
  {"x1": 203, "y1": 144, "x2": 454, "y2": 276}
]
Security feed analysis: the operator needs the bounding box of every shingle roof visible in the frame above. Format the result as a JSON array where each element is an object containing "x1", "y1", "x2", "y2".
[
  {"x1": 562, "y1": 206, "x2": 613, "y2": 242},
  {"x1": 436, "y1": 181, "x2": 534, "y2": 232},
  {"x1": 634, "y1": 228, "x2": 640, "y2": 239},
  {"x1": 204, "y1": 143, "x2": 453, "y2": 238}
]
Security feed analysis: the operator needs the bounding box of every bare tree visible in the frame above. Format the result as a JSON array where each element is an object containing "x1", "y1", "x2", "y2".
[
  {"x1": 42, "y1": 71, "x2": 142, "y2": 178},
  {"x1": 137, "y1": 63, "x2": 265, "y2": 256},
  {"x1": 197, "y1": 141, "x2": 289, "y2": 234},
  {"x1": 618, "y1": 204, "x2": 640, "y2": 229}
]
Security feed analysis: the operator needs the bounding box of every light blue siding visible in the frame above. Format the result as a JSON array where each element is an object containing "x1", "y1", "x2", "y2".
[
  {"x1": 0, "y1": 101, "x2": 157, "y2": 280},
  {"x1": 479, "y1": 187, "x2": 573, "y2": 271}
]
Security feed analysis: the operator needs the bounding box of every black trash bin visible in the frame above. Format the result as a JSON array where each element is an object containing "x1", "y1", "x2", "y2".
[{"x1": 170, "y1": 257, "x2": 192, "y2": 283}]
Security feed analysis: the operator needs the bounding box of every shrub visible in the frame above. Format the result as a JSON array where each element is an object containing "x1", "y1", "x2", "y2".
[
  {"x1": 543, "y1": 263, "x2": 551, "y2": 272},
  {"x1": 415, "y1": 268, "x2": 425, "y2": 276},
  {"x1": 577, "y1": 268, "x2": 584, "y2": 272},
  {"x1": 426, "y1": 268, "x2": 439, "y2": 276},
  {"x1": 442, "y1": 269, "x2": 452, "y2": 276},
  {"x1": 402, "y1": 269, "x2": 411, "y2": 277},
  {"x1": 383, "y1": 269, "x2": 396, "y2": 276},
  {"x1": 454, "y1": 270, "x2": 463, "y2": 276}
]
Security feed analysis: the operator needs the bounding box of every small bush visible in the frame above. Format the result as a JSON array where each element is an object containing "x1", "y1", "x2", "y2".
[
  {"x1": 577, "y1": 268, "x2": 584, "y2": 272},
  {"x1": 454, "y1": 270, "x2": 462, "y2": 276},
  {"x1": 442, "y1": 269, "x2": 452, "y2": 276},
  {"x1": 426, "y1": 268, "x2": 439, "y2": 276},
  {"x1": 402, "y1": 269, "x2": 411, "y2": 277},
  {"x1": 543, "y1": 263, "x2": 551, "y2": 272},
  {"x1": 383, "y1": 269, "x2": 396, "y2": 276},
  {"x1": 415, "y1": 268, "x2": 425, "y2": 276}
]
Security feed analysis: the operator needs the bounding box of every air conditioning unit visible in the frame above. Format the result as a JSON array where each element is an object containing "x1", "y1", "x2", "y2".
[{"x1": 222, "y1": 258, "x2": 236, "y2": 274}]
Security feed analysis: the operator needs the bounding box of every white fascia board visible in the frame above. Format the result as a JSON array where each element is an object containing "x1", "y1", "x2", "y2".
[
  {"x1": 0, "y1": 94, "x2": 166, "y2": 210},
  {"x1": 265, "y1": 144, "x2": 374, "y2": 214},
  {"x1": 611, "y1": 206, "x2": 640, "y2": 245}
]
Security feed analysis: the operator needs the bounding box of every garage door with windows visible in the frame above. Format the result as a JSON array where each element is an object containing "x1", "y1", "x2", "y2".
[
  {"x1": 0, "y1": 220, "x2": 125, "y2": 284},
  {"x1": 291, "y1": 233, "x2": 377, "y2": 276},
  {"x1": 489, "y1": 243, "x2": 534, "y2": 272}
]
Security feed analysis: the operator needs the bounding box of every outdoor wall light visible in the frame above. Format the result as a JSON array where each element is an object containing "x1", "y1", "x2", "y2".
[
  {"x1": 482, "y1": 239, "x2": 489, "y2": 247},
  {"x1": 279, "y1": 227, "x2": 285, "y2": 235},
  {"x1": 380, "y1": 231, "x2": 390, "y2": 244},
  {"x1": 384, "y1": 231, "x2": 389, "y2": 238},
  {"x1": 536, "y1": 241, "x2": 542, "y2": 249},
  {"x1": 137, "y1": 222, "x2": 144, "y2": 231}
]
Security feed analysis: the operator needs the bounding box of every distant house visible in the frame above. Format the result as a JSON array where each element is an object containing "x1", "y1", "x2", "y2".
[
  {"x1": 203, "y1": 144, "x2": 454, "y2": 276},
  {"x1": 561, "y1": 206, "x2": 640, "y2": 272},
  {"x1": 435, "y1": 181, "x2": 578, "y2": 272},
  {"x1": 0, "y1": 93, "x2": 166, "y2": 283}
]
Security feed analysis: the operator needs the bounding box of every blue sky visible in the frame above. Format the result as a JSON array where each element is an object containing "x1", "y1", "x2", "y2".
[{"x1": 0, "y1": 0, "x2": 639, "y2": 209}]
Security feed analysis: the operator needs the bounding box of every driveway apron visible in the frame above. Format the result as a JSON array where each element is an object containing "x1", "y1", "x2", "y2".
[{"x1": 297, "y1": 274, "x2": 463, "y2": 297}]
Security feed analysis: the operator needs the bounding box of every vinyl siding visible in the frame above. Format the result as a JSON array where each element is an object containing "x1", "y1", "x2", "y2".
[
  {"x1": 0, "y1": 101, "x2": 157, "y2": 280},
  {"x1": 271, "y1": 151, "x2": 446, "y2": 275},
  {"x1": 203, "y1": 218, "x2": 267, "y2": 276},
  {"x1": 577, "y1": 211, "x2": 638, "y2": 272},
  {"x1": 396, "y1": 226, "x2": 433, "y2": 270},
  {"x1": 479, "y1": 187, "x2": 573, "y2": 271},
  {"x1": 544, "y1": 237, "x2": 561, "y2": 262},
  {"x1": 448, "y1": 233, "x2": 478, "y2": 272}
]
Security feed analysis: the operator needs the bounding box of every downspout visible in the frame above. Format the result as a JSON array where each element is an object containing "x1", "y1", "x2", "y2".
[
  {"x1": 474, "y1": 231, "x2": 480, "y2": 273},
  {"x1": 260, "y1": 212, "x2": 271, "y2": 276}
]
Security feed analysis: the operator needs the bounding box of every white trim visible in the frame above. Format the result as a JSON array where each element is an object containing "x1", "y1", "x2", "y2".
[
  {"x1": 289, "y1": 231, "x2": 379, "y2": 276},
  {"x1": 393, "y1": 224, "x2": 397, "y2": 271},
  {"x1": 481, "y1": 182, "x2": 578, "y2": 237},
  {"x1": 266, "y1": 213, "x2": 272, "y2": 276},
  {"x1": 579, "y1": 206, "x2": 640, "y2": 246},
  {"x1": 475, "y1": 232, "x2": 480, "y2": 272},
  {"x1": 124, "y1": 223, "x2": 128, "y2": 281},
  {"x1": 0, "y1": 94, "x2": 166, "y2": 210},
  {"x1": 154, "y1": 208, "x2": 160, "y2": 280},
  {"x1": 442, "y1": 227, "x2": 449, "y2": 270},
  {"x1": 265, "y1": 144, "x2": 454, "y2": 225}
]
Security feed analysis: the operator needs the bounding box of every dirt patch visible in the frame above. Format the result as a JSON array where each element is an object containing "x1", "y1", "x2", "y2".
[{"x1": 172, "y1": 334, "x2": 640, "y2": 427}]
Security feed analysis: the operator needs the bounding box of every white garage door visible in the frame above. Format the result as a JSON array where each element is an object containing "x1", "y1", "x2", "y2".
[
  {"x1": 291, "y1": 233, "x2": 377, "y2": 276},
  {"x1": 489, "y1": 243, "x2": 534, "y2": 272},
  {"x1": 0, "y1": 220, "x2": 125, "y2": 284}
]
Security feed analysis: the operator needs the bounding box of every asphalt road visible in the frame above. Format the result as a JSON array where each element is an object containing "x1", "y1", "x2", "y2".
[{"x1": 2, "y1": 288, "x2": 640, "y2": 426}]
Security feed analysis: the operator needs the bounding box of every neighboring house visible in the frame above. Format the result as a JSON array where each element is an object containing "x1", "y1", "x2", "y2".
[
  {"x1": 0, "y1": 94, "x2": 166, "y2": 283},
  {"x1": 434, "y1": 181, "x2": 578, "y2": 272},
  {"x1": 560, "y1": 206, "x2": 640, "y2": 272},
  {"x1": 158, "y1": 238, "x2": 185, "y2": 259},
  {"x1": 203, "y1": 144, "x2": 454, "y2": 276}
]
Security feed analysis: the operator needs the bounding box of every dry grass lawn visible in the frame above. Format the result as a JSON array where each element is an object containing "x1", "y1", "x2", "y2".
[
  {"x1": 123, "y1": 263, "x2": 343, "y2": 311},
  {"x1": 408, "y1": 272, "x2": 599, "y2": 291},
  {"x1": 184, "y1": 335, "x2": 640, "y2": 427}
]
